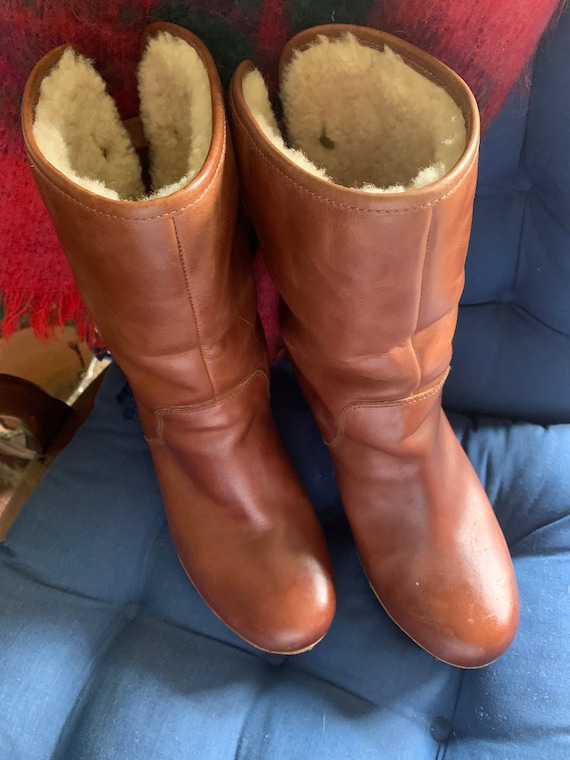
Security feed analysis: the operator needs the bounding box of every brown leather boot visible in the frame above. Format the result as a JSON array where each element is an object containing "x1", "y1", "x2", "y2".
[
  {"x1": 229, "y1": 24, "x2": 519, "y2": 667},
  {"x1": 21, "y1": 22, "x2": 335, "y2": 654}
]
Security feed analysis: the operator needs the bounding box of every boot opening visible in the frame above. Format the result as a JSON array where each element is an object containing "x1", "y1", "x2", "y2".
[
  {"x1": 32, "y1": 32, "x2": 212, "y2": 200},
  {"x1": 242, "y1": 33, "x2": 467, "y2": 193}
]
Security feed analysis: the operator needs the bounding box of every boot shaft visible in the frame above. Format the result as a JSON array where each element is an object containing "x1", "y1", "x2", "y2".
[
  {"x1": 229, "y1": 25, "x2": 480, "y2": 415},
  {"x1": 22, "y1": 25, "x2": 265, "y2": 414}
]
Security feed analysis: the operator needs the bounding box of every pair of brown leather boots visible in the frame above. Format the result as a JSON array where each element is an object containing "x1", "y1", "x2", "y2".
[{"x1": 22, "y1": 21, "x2": 519, "y2": 667}]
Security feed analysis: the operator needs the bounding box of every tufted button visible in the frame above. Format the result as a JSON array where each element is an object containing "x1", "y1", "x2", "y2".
[
  {"x1": 123, "y1": 601, "x2": 141, "y2": 621},
  {"x1": 430, "y1": 716, "x2": 454, "y2": 743}
]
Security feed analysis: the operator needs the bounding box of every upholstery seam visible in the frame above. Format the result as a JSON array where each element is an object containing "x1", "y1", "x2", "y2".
[
  {"x1": 440, "y1": 669, "x2": 467, "y2": 757},
  {"x1": 51, "y1": 613, "x2": 136, "y2": 757}
]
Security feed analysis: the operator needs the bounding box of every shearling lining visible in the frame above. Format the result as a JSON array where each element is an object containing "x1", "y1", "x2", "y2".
[
  {"x1": 243, "y1": 33, "x2": 467, "y2": 193},
  {"x1": 32, "y1": 32, "x2": 212, "y2": 200}
]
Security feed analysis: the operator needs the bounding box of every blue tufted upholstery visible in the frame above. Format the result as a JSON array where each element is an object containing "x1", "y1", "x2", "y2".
[
  {"x1": 444, "y1": 5, "x2": 570, "y2": 423},
  {"x1": 1, "y1": 9, "x2": 569, "y2": 759}
]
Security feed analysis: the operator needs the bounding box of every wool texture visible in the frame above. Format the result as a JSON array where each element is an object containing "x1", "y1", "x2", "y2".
[
  {"x1": 32, "y1": 33, "x2": 213, "y2": 201},
  {"x1": 0, "y1": 0, "x2": 563, "y2": 345}
]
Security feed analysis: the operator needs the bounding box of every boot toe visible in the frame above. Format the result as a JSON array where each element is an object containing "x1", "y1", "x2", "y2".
[
  {"x1": 378, "y1": 572, "x2": 520, "y2": 669},
  {"x1": 192, "y1": 551, "x2": 336, "y2": 655}
]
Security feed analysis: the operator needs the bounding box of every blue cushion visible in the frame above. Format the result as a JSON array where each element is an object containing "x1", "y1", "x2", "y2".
[
  {"x1": 1, "y1": 362, "x2": 570, "y2": 759},
  {"x1": 444, "y1": 3, "x2": 570, "y2": 423},
  {"x1": 2, "y1": 7, "x2": 570, "y2": 759}
]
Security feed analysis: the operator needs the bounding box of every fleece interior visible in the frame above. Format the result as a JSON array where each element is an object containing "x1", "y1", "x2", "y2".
[
  {"x1": 243, "y1": 34, "x2": 467, "y2": 193},
  {"x1": 32, "y1": 32, "x2": 212, "y2": 201}
]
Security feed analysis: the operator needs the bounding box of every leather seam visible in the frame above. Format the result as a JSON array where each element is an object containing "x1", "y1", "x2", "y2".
[
  {"x1": 28, "y1": 121, "x2": 228, "y2": 221},
  {"x1": 145, "y1": 368, "x2": 269, "y2": 441},
  {"x1": 229, "y1": 96, "x2": 476, "y2": 214},
  {"x1": 171, "y1": 216, "x2": 216, "y2": 398},
  {"x1": 325, "y1": 368, "x2": 450, "y2": 448},
  {"x1": 409, "y1": 205, "x2": 434, "y2": 388}
]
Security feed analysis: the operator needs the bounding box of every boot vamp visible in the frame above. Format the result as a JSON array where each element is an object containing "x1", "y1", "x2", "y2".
[
  {"x1": 330, "y1": 393, "x2": 519, "y2": 668},
  {"x1": 145, "y1": 371, "x2": 336, "y2": 654}
]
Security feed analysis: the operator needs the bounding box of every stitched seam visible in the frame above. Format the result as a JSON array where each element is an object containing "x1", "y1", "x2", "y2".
[
  {"x1": 29, "y1": 121, "x2": 227, "y2": 221},
  {"x1": 172, "y1": 216, "x2": 216, "y2": 400},
  {"x1": 147, "y1": 368, "x2": 269, "y2": 440},
  {"x1": 229, "y1": 95, "x2": 477, "y2": 214},
  {"x1": 326, "y1": 368, "x2": 450, "y2": 448},
  {"x1": 410, "y1": 205, "x2": 434, "y2": 389}
]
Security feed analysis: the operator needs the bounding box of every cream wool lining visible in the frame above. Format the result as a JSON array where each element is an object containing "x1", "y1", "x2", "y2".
[
  {"x1": 32, "y1": 32, "x2": 212, "y2": 201},
  {"x1": 243, "y1": 34, "x2": 467, "y2": 193}
]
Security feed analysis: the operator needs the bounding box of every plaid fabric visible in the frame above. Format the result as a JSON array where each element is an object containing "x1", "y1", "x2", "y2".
[{"x1": 0, "y1": 0, "x2": 562, "y2": 339}]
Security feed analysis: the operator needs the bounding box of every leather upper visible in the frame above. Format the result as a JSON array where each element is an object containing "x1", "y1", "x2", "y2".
[
  {"x1": 20, "y1": 22, "x2": 336, "y2": 655},
  {"x1": 229, "y1": 24, "x2": 519, "y2": 667}
]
